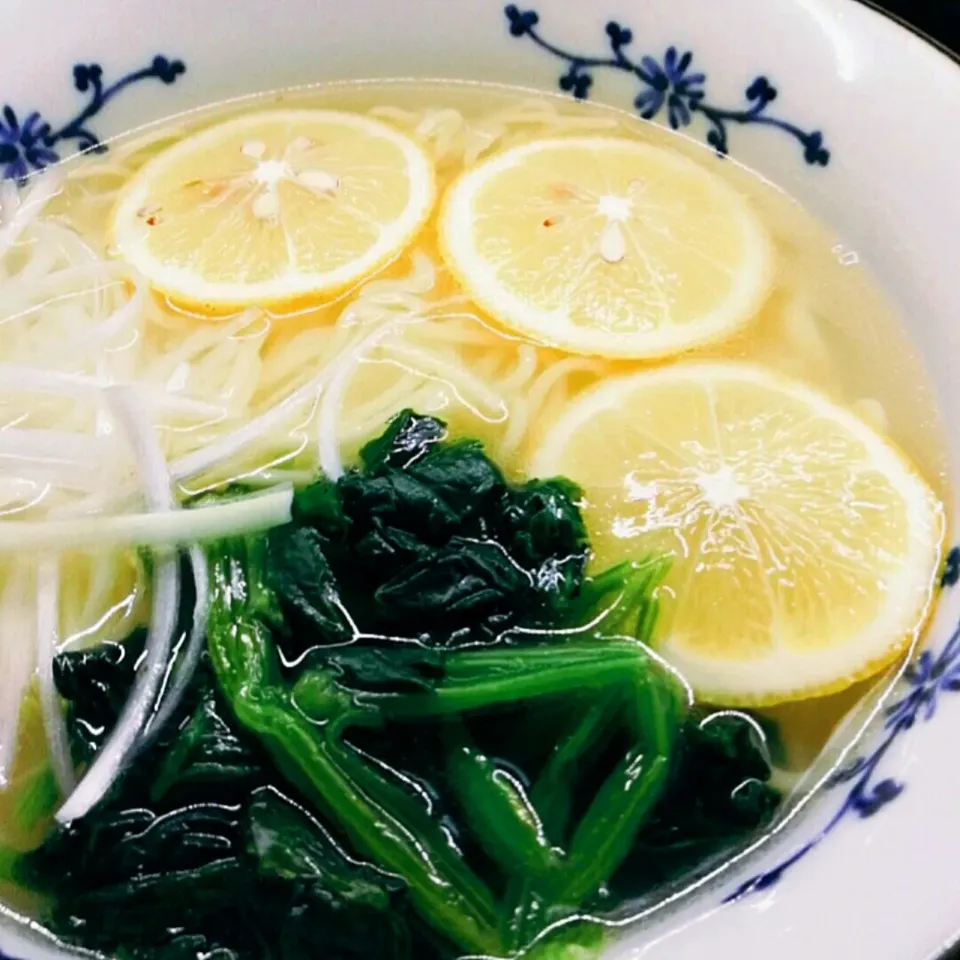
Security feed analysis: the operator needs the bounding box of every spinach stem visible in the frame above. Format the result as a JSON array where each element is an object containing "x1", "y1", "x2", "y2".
[
  {"x1": 381, "y1": 644, "x2": 648, "y2": 719},
  {"x1": 207, "y1": 548, "x2": 504, "y2": 957},
  {"x1": 446, "y1": 724, "x2": 561, "y2": 880}
]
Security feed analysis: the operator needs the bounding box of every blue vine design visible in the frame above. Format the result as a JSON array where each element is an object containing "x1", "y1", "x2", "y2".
[
  {"x1": 504, "y1": 5, "x2": 830, "y2": 166},
  {"x1": 726, "y1": 545, "x2": 960, "y2": 901},
  {"x1": 0, "y1": 55, "x2": 186, "y2": 182}
]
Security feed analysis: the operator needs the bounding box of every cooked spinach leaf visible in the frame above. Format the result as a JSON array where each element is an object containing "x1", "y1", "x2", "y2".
[
  {"x1": 282, "y1": 410, "x2": 590, "y2": 647},
  {"x1": 54, "y1": 632, "x2": 145, "y2": 765},
  {"x1": 266, "y1": 525, "x2": 353, "y2": 644},
  {"x1": 611, "y1": 709, "x2": 781, "y2": 895},
  {"x1": 359, "y1": 408, "x2": 447, "y2": 471},
  {"x1": 309, "y1": 643, "x2": 445, "y2": 696},
  {"x1": 20, "y1": 652, "x2": 423, "y2": 960}
]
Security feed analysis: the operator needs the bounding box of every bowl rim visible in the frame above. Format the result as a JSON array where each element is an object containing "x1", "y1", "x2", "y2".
[
  {"x1": 840, "y1": 15, "x2": 960, "y2": 959},
  {"x1": 1, "y1": 1, "x2": 959, "y2": 958}
]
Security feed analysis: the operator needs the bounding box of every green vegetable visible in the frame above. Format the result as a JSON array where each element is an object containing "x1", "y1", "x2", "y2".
[
  {"x1": 554, "y1": 671, "x2": 676, "y2": 905},
  {"x1": 358, "y1": 408, "x2": 447, "y2": 471},
  {"x1": 0, "y1": 689, "x2": 61, "y2": 850},
  {"x1": 609, "y1": 709, "x2": 781, "y2": 896},
  {"x1": 446, "y1": 725, "x2": 561, "y2": 880},
  {"x1": 0, "y1": 845, "x2": 16, "y2": 881},
  {"x1": 20, "y1": 411, "x2": 782, "y2": 960},
  {"x1": 53, "y1": 632, "x2": 145, "y2": 765},
  {"x1": 265, "y1": 525, "x2": 352, "y2": 644},
  {"x1": 20, "y1": 654, "x2": 421, "y2": 959},
  {"x1": 148, "y1": 684, "x2": 269, "y2": 801},
  {"x1": 205, "y1": 538, "x2": 503, "y2": 956},
  {"x1": 246, "y1": 789, "x2": 403, "y2": 911},
  {"x1": 296, "y1": 411, "x2": 591, "y2": 646}
]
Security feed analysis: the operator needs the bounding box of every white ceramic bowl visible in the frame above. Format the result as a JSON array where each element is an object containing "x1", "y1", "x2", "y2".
[{"x1": 1, "y1": 1, "x2": 958, "y2": 958}]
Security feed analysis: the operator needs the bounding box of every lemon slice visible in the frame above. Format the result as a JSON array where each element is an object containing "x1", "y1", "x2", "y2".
[
  {"x1": 109, "y1": 109, "x2": 435, "y2": 310},
  {"x1": 439, "y1": 137, "x2": 773, "y2": 358},
  {"x1": 530, "y1": 362, "x2": 945, "y2": 705}
]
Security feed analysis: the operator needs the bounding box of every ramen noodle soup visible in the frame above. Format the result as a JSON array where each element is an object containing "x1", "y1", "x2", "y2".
[{"x1": 0, "y1": 82, "x2": 948, "y2": 959}]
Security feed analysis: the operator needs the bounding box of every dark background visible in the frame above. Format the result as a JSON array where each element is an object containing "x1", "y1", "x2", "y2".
[{"x1": 869, "y1": 0, "x2": 960, "y2": 49}]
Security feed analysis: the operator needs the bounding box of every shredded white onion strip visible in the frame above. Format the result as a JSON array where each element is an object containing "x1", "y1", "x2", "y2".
[
  {"x1": 56, "y1": 386, "x2": 181, "y2": 824},
  {"x1": 36, "y1": 557, "x2": 76, "y2": 797},
  {"x1": 0, "y1": 363, "x2": 225, "y2": 417},
  {"x1": 0, "y1": 486, "x2": 293, "y2": 554},
  {"x1": 0, "y1": 264, "x2": 137, "y2": 328},
  {"x1": 76, "y1": 268, "x2": 146, "y2": 348},
  {"x1": 0, "y1": 428, "x2": 111, "y2": 467},
  {"x1": 143, "y1": 545, "x2": 209, "y2": 745}
]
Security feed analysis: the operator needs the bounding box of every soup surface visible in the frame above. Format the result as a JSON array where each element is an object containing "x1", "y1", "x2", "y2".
[{"x1": 0, "y1": 81, "x2": 949, "y2": 959}]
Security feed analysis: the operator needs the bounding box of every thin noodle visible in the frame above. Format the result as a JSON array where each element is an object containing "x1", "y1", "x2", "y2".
[
  {"x1": 0, "y1": 174, "x2": 62, "y2": 260},
  {"x1": 385, "y1": 341, "x2": 509, "y2": 422},
  {"x1": 526, "y1": 357, "x2": 606, "y2": 424},
  {"x1": 499, "y1": 344, "x2": 540, "y2": 392}
]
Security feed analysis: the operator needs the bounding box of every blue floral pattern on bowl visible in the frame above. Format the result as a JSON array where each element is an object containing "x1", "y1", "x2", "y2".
[
  {"x1": 726, "y1": 545, "x2": 960, "y2": 901},
  {"x1": 504, "y1": 5, "x2": 830, "y2": 166},
  {"x1": 0, "y1": 55, "x2": 185, "y2": 181}
]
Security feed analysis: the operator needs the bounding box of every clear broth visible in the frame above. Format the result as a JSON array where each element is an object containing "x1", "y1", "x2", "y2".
[{"x1": 0, "y1": 79, "x2": 951, "y2": 950}]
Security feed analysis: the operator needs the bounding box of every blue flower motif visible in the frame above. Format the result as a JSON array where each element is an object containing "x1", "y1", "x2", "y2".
[
  {"x1": 634, "y1": 47, "x2": 706, "y2": 129},
  {"x1": 505, "y1": 6, "x2": 830, "y2": 166},
  {"x1": 605, "y1": 21, "x2": 633, "y2": 51},
  {"x1": 0, "y1": 107, "x2": 58, "y2": 180},
  {"x1": 72, "y1": 63, "x2": 104, "y2": 94},
  {"x1": 2, "y1": 56, "x2": 186, "y2": 184},
  {"x1": 745, "y1": 75, "x2": 778, "y2": 106}
]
